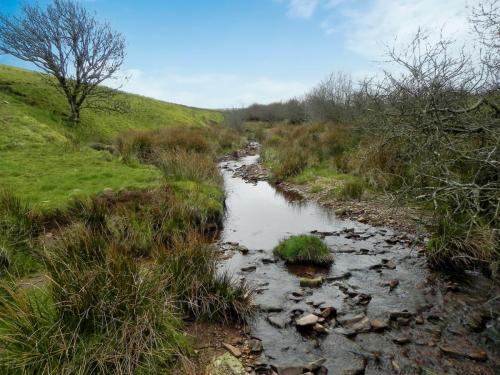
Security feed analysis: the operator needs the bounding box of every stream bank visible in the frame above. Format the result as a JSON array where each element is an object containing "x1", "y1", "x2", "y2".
[{"x1": 214, "y1": 148, "x2": 499, "y2": 375}]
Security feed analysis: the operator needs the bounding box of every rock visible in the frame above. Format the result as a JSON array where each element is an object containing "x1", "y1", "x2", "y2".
[
  {"x1": 320, "y1": 306, "x2": 336, "y2": 319},
  {"x1": 249, "y1": 339, "x2": 263, "y2": 353},
  {"x1": 326, "y1": 272, "x2": 352, "y2": 281},
  {"x1": 393, "y1": 336, "x2": 411, "y2": 345},
  {"x1": 292, "y1": 290, "x2": 305, "y2": 297},
  {"x1": 300, "y1": 277, "x2": 323, "y2": 287},
  {"x1": 370, "y1": 319, "x2": 388, "y2": 332},
  {"x1": 333, "y1": 327, "x2": 357, "y2": 337},
  {"x1": 206, "y1": 352, "x2": 245, "y2": 375},
  {"x1": 389, "y1": 310, "x2": 413, "y2": 320},
  {"x1": 353, "y1": 293, "x2": 372, "y2": 306},
  {"x1": 313, "y1": 323, "x2": 328, "y2": 334},
  {"x1": 241, "y1": 266, "x2": 256, "y2": 272},
  {"x1": 304, "y1": 358, "x2": 326, "y2": 371},
  {"x1": 341, "y1": 358, "x2": 367, "y2": 375},
  {"x1": 238, "y1": 246, "x2": 249, "y2": 254},
  {"x1": 259, "y1": 304, "x2": 283, "y2": 313},
  {"x1": 261, "y1": 258, "x2": 276, "y2": 264},
  {"x1": 440, "y1": 344, "x2": 488, "y2": 361},
  {"x1": 338, "y1": 313, "x2": 366, "y2": 326},
  {"x1": 382, "y1": 259, "x2": 397, "y2": 269},
  {"x1": 223, "y1": 343, "x2": 242, "y2": 358},
  {"x1": 296, "y1": 314, "x2": 319, "y2": 327},
  {"x1": 335, "y1": 208, "x2": 347, "y2": 216},
  {"x1": 268, "y1": 316, "x2": 287, "y2": 329},
  {"x1": 273, "y1": 366, "x2": 303, "y2": 375},
  {"x1": 384, "y1": 279, "x2": 399, "y2": 290},
  {"x1": 415, "y1": 315, "x2": 424, "y2": 325},
  {"x1": 351, "y1": 317, "x2": 372, "y2": 333}
]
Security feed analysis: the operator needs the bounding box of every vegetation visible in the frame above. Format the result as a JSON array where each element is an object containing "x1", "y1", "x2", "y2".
[{"x1": 274, "y1": 235, "x2": 333, "y2": 266}]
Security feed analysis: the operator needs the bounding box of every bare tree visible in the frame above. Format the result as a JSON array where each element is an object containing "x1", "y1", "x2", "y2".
[
  {"x1": 0, "y1": 0, "x2": 126, "y2": 123},
  {"x1": 470, "y1": 0, "x2": 500, "y2": 72}
]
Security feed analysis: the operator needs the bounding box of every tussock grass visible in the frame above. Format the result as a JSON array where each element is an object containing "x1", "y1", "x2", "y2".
[
  {"x1": 274, "y1": 234, "x2": 333, "y2": 266},
  {"x1": 157, "y1": 150, "x2": 222, "y2": 185},
  {"x1": 159, "y1": 233, "x2": 254, "y2": 323},
  {"x1": 339, "y1": 179, "x2": 365, "y2": 200}
]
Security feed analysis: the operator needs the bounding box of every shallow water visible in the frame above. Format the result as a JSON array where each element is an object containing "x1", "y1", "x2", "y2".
[{"x1": 218, "y1": 155, "x2": 499, "y2": 374}]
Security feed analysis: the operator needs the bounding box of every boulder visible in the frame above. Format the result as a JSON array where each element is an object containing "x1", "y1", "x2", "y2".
[{"x1": 206, "y1": 352, "x2": 245, "y2": 375}]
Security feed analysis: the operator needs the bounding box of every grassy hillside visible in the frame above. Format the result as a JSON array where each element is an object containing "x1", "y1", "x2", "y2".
[{"x1": 0, "y1": 64, "x2": 223, "y2": 209}]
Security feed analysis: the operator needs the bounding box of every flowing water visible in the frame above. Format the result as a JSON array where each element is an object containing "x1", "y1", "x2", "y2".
[{"x1": 218, "y1": 154, "x2": 499, "y2": 375}]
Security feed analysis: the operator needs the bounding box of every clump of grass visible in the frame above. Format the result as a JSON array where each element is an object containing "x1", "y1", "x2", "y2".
[
  {"x1": 159, "y1": 233, "x2": 253, "y2": 323},
  {"x1": 157, "y1": 149, "x2": 222, "y2": 185},
  {"x1": 274, "y1": 146, "x2": 308, "y2": 181},
  {"x1": 0, "y1": 223, "x2": 191, "y2": 374},
  {"x1": 339, "y1": 179, "x2": 365, "y2": 200},
  {"x1": 427, "y1": 216, "x2": 499, "y2": 274},
  {"x1": 273, "y1": 234, "x2": 333, "y2": 266}
]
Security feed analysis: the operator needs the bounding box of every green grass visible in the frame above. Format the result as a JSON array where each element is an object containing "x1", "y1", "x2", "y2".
[
  {"x1": 0, "y1": 64, "x2": 222, "y2": 210},
  {"x1": 273, "y1": 234, "x2": 333, "y2": 266}
]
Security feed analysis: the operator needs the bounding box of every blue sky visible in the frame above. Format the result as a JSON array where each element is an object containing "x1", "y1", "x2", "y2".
[{"x1": 0, "y1": 0, "x2": 477, "y2": 108}]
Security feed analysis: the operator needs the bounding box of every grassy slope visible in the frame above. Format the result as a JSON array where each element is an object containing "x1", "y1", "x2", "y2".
[{"x1": 0, "y1": 64, "x2": 222, "y2": 209}]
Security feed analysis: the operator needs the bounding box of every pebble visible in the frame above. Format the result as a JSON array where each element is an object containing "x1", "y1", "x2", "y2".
[
  {"x1": 267, "y1": 316, "x2": 287, "y2": 329},
  {"x1": 370, "y1": 319, "x2": 388, "y2": 332},
  {"x1": 296, "y1": 314, "x2": 319, "y2": 327},
  {"x1": 222, "y1": 342, "x2": 242, "y2": 358},
  {"x1": 241, "y1": 265, "x2": 257, "y2": 272},
  {"x1": 393, "y1": 336, "x2": 411, "y2": 345},
  {"x1": 440, "y1": 344, "x2": 488, "y2": 361}
]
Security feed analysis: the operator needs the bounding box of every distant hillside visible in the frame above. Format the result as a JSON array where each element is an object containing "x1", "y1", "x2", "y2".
[{"x1": 0, "y1": 64, "x2": 223, "y2": 209}]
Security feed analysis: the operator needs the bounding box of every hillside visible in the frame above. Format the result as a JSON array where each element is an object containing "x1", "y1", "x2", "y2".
[{"x1": 0, "y1": 64, "x2": 223, "y2": 209}]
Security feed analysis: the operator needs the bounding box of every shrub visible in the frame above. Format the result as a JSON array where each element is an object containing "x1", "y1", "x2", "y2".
[
  {"x1": 159, "y1": 233, "x2": 253, "y2": 323},
  {"x1": 273, "y1": 235, "x2": 333, "y2": 266}
]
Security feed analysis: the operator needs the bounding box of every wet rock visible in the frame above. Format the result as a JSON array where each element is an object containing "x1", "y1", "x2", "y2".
[
  {"x1": 338, "y1": 313, "x2": 365, "y2": 326},
  {"x1": 389, "y1": 310, "x2": 413, "y2": 320},
  {"x1": 223, "y1": 342, "x2": 242, "y2": 358},
  {"x1": 382, "y1": 259, "x2": 397, "y2": 269},
  {"x1": 320, "y1": 306, "x2": 336, "y2": 319},
  {"x1": 393, "y1": 336, "x2": 411, "y2": 345},
  {"x1": 353, "y1": 293, "x2": 372, "y2": 306},
  {"x1": 241, "y1": 265, "x2": 257, "y2": 272},
  {"x1": 351, "y1": 317, "x2": 372, "y2": 333},
  {"x1": 313, "y1": 323, "x2": 328, "y2": 334},
  {"x1": 268, "y1": 316, "x2": 287, "y2": 329},
  {"x1": 272, "y1": 366, "x2": 302, "y2": 375},
  {"x1": 304, "y1": 358, "x2": 326, "y2": 371},
  {"x1": 299, "y1": 277, "x2": 323, "y2": 288},
  {"x1": 326, "y1": 272, "x2": 352, "y2": 281},
  {"x1": 370, "y1": 319, "x2": 388, "y2": 332},
  {"x1": 260, "y1": 304, "x2": 283, "y2": 313},
  {"x1": 415, "y1": 315, "x2": 424, "y2": 325},
  {"x1": 292, "y1": 290, "x2": 305, "y2": 297},
  {"x1": 261, "y1": 258, "x2": 276, "y2": 264},
  {"x1": 249, "y1": 339, "x2": 263, "y2": 353},
  {"x1": 341, "y1": 357, "x2": 367, "y2": 375},
  {"x1": 332, "y1": 327, "x2": 357, "y2": 338},
  {"x1": 383, "y1": 279, "x2": 399, "y2": 291},
  {"x1": 439, "y1": 344, "x2": 488, "y2": 361},
  {"x1": 296, "y1": 313, "x2": 319, "y2": 327},
  {"x1": 207, "y1": 352, "x2": 245, "y2": 375}
]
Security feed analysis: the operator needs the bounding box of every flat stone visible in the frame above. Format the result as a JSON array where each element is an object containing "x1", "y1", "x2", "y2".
[
  {"x1": 393, "y1": 336, "x2": 411, "y2": 345},
  {"x1": 332, "y1": 327, "x2": 357, "y2": 337},
  {"x1": 440, "y1": 344, "x2": 488, "y2": 361},
  {"x1": 341, "y1": 357, "x2": 367, "y2": 375},
  {"x1": 351, "y1": 317, "x2": 372, "y2": 333},
  {"x1": 267, "y1": 316, "x2": 287, "y2": 329},
  {"x1": 338, "y1": 313, "x2": 366, "y2": 326},
  {"x1": 241, "y1": 265, "x2": 256, "y2": 272},
  {"x1": 326, "y1": 272, "x2": 352, "y2": 281},
  {"x1": 389, "y1": 310, "x2": 413, "y2": 320},
  {"x1": 382, "y1": 259, "x2": 397, "y2": 269},
  {"x1": 304, "y1": 358, "x2": 326, "y2": 371},
  {"x1": 313, "y1": 323, "x2": 328, "y2": 334},
  {"x1": 370, "y1": 319, "x2": 388, "y2": 332},
  {"x1": 274, "y1": 366, "x2": 303, "y2": 375},
  {"x1": 222, "y1": 342, "x2": 242, "y2": 358},
  {"x1": 296, "y1": 313, "x2": 319, "y2": 327},
  {"x1": 259, "y1": 304, "x2": 283, "y2": 313}
]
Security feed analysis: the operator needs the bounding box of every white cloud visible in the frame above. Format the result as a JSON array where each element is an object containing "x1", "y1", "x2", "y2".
[
  {"x1": 286, "y1": 0, "x2": 320, "y2": 19},
  {"x1": 113, "y1": 69, "x2": 310, "y2": 108},
  {"x1": 345, "y1": 0, "x2": 480, "y2": 59}
]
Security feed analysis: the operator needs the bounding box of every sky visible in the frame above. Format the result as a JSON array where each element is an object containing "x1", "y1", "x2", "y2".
[{"x1": 0, "y1": 0, "x2": 480, "y2": 108}]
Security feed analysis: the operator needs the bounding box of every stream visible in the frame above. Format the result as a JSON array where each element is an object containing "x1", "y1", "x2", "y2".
[{"x1": 217, "y1": 153, "x2": 499, "y2": 375}]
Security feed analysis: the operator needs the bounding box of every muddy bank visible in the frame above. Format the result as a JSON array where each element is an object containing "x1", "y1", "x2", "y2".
[{"x1": 216, "y1": 153, "x2": 499, "y2": 375}]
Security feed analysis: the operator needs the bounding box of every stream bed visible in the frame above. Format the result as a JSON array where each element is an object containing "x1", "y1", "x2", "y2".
[{"x1": 217, "y1": 154, "x2": 499, "y2": 375}]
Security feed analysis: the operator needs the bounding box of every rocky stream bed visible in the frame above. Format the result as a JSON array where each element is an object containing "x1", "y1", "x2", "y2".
[{"x1": 211, "y1": 147, "x2": 499, "y2": 375}]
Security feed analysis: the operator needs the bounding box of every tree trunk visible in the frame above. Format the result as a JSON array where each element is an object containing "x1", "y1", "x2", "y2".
[{"x1": 68, "y1": 98, "x2": 80, "y2": 123}]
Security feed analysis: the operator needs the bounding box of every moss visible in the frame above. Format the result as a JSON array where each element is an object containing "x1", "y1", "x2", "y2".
[{"x1": 273, "y1": 235, "x2": 333, "y2": 266}]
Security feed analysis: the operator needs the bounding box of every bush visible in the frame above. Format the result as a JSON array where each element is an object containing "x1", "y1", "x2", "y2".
[
  {"x1": 273, "y1": 234, "x2": 333, "y2": 266},
  {"x1": 159, "y1": 233, "x2": 253, "y2": 323}
]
